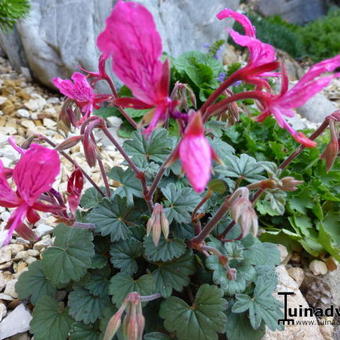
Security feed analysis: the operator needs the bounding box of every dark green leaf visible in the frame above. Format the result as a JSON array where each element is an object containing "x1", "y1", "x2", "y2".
[
  {"x1": 109, "y1": 273, "x2": 154, "y2": 306},
  {"x1": 16, "y1": 260, "x2": 56, "y2": 304},
  {"x1": 152, "y1": 251, "x2": 195, "y2": 297},
  {"x1": 161, "y1": 183, "x2": 201, "y2": 224},
  {"x1": 110, "y1": 238, "x2": 143, "y2": 275},
  {"x1": 160, "y1": 284, "x2": 227, "y2": 340},
  {"x1": 42, "y1": 224, "x2": 95, "y2": 285},
  {"x1": 143, "y1": 235, "x2": 186, "y2": 262},
  {"x1": 70, "y1": 322, "x2": 102, "y2": 340},
  {"x1": 144, "y1": 332, "x2": 171, "y2": 340},
  {"x1": 80, "y1": 187, "x2": 104, "y2": 209},
  {"x1": 68, "y1": 287, "x2": 111, "y2": 324},
  {"x1": 108, "y1": 167, "x2": 142, "y2": 205},
  {"x1": 31, "y1": 296, "x2": 73, "y2": 340}
]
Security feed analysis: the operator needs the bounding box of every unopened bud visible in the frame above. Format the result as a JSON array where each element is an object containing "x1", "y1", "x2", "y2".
[
  {"x1": 146, "y1": 204, "x2": 169, "y2": 246},
  {"x1": 321, "y1": 120, "x2": 339, "y2": 172},
  {"x1": 59, "y1": 99, "x2": 81, "y2": 131},
  {"x1": 103, "y1": 301, "x2": 128, "y2": 340},
  {"x1": 279, "y1": 177, "x2": 303, "y2": 191},
  {"x1": 227, "y1": 268, "x2": 237, "y2": 281},
  {"x1": 122, "y1": 293, "x2": 144, "y2": 340},
  {"x1": 56, "y1": 136, "x2": 83, "y2": 151},
  {"x1": 171, "y1": 82, "x2": 197, "y2": 111}
]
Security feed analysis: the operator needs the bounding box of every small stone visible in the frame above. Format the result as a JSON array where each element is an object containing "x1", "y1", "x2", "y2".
[
  {"x1": 0, "y1": 246, "x2": 11, "y2": 264},
  {"x1": 0, "y1": 304, "x2": 32, "y2": 339},
  {"x1": 0, "y1": 262, "x2": 11, "y2": 270},
  {"x1": 0, "y1": 272, "x2": 6, "y2": 291},
  {"x1": 16, "y1": 109, "x2": 30, "y2": 118},
  {"x1": 35, "y1": 224, "x2": 53, "y2": 237},
  {"x1": 8, "y1": 333, "x2": 30, "y2": 340},
  {"x1": 310, "y1": 260, "x2": 328, "y2": 276},
  {"x1": 24, "y1": 97, "x2": 46, "y2": 111},
  {"x1": 287, "y1": 267, "x2": 305, "y2": 287},
  {"x1": 20, "y1": 119, "x2": 35, "y2": 130},
  {"x1": 0, "y1": 293, "x2": 14, "y2": 301},
  {"x1": 14, "y1": 261, "x2": 28, "y2": 274},
  {"x1": 25, "y1": 257, "x2": 37, "y2": 265},
  {"x1": 46, "y1": 97, "x2": 60, "y2": 104},
  {"x1": 0, "y1": 96, "x2": 7, "y2": 105},
  {"x1": 1, "y1": 127, "x2": 16, "y2": 135},
  {"x1": 33, "y1": 237, "x2": 51, "y2": 251},
  {"x1": 4, "y1": 279, "x2": 18, "y2": 298},
  {"x1": 7, "y1": 244, "x2": 24, "y2": 257},
  {"x1": 43, "y1": 117, "x2": 56, "y2": 128},
  {"x1": 277, "y1": 244, "x2": 290, "y2": 264},
  {"x1": 0, "y1": 302, "x2": 6, "y2": 322},
  {"x1": 14, "y1": 251, "x2": 29, "y2": 261}
]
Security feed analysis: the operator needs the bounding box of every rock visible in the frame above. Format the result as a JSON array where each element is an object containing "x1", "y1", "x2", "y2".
[
  {"x1": 33, "y1": 237, "x2": 52, "y2": 251},
  {"x1": 0, "y1": 246, "x2": 11, "y2": 264},
  {"x1": 8, "y1": 333, "x2": 30, "y2": 340},
  {"x1": 263, "y1": 265, "x2": 324, "y2": 340},
  {"x1": 287, "y1": 267, "x2": 304, "y2": 287},
  {"x1": 309, "y1": 260, "x2": 328, "y2": 276},
  {"x1": 296, "y1": 93, "x2": 338, "y2": 123},
  {"x1": 16, "y1": 109, "x2": 30, "y2": 118},
  {"x1": 0, "y1": 303, "x2": 6, "y2": 322},
  {"x1": 25, "y1": 257, "x2": 37, "y2": 265},
  {"x1": 7, "y1": 244, "x2": 24, "y2": 257},
  {"x1": 277, "y1": 244, "x2": 290, "y2": 264},
  {"x1": 0, "y1": 304, "x2": 32, "y2": 339},
  {"x1": 4, "y1": 279, "x2": 18, "y2": 299},
  {"x1": 24, "y1": 96, "x2": 46, "y2": 111},
  {"x1": 254, "y1": 0, "x2": 327, "y2": 25},
  {"x1": 35, "y1": 223, "x2": 53, "y2": 237},
  {"x1": 0, "y1": 0, "x2": 239, "y2": 89},
  {"x1": 0, "y1": 293, "x2": 14, "y2": 301},
  {"x1": 0, "y1": 273, "x2": 5, "y2": 291}
]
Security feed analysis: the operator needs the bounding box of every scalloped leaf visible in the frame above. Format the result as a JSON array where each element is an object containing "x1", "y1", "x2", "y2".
[
  {"x1": 70, "y1": 322, "x2": 102, "y2": 340},
  {"x1": 160, "y1": 284, "x2": 227, "y2": 340},
  {"x1": 16, "y1": 260, "x2": 56, "y2": 304},
  {"x1": 109, "y1": 273, "x2": 155, "y2": 306},
  {"x1": 31, "y1": 295, "x2": 74, "y2": 340},
  {"x1": 152, "y1": 251, "x2": 195, "y2": 297},
  {"x1": 110, "y1": 238, "x2": 143, "y2": 275},
  {"x1": 42, "y1": 224, "x2": 95, "y2": 285},
  {"x1": 68, "y1": 287, "x2": 111, "y2": 324},
  {"x1": 80, "y1": 187, "x2": 104, "y2": 209},
  {"x1": 143, "y1": 235, "x2": 186, "y2": 262}
]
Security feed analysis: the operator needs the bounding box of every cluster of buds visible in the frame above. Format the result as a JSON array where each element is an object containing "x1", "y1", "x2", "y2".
[
  {"x1": 104, "y1": 292, "x2": 145, "y2": 340},
  {"x1": 146, "y1": 203, "x2": 169, "y2": 246},
  {"x1": 247, "y1": 176, "x2": 303, "y2": 192},
  {"x1": 171, "y1": 81, "x2": 197, "y2": 112},
  {"x1": 229, "y1": 187, "x2": 258, "y2": 237}
]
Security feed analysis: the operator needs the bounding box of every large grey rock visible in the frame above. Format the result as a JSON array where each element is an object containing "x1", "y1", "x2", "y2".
[
  {"x1": 0, "y1": 0, "x2": 239, "y2": 89},
  {"x1": 296, "y1": 93, "x2": 338, "y2": 123},
  {"x1": 254, "y1": 0, "x2": 327, "y2": 25}
]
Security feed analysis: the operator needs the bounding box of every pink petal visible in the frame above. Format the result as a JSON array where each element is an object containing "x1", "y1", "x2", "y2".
[
  {"x1": 217, "y1": 9, "x2": 256, "y2": 37},
  {"x1": 114, "y1": 98, "x2": 154, "y2": 109},
  {"x1": 0, "y1": 160, "x2": 20, "y2": 208},
  {"x1": 13, "y1": 144, "x2": 61, "y2": 206},
  {"x1": 97, "y1": 0, "x2": 163, "y2": 105},
  {"x1": 2, "y1": 204, "x2": 28, "y2": 246}
]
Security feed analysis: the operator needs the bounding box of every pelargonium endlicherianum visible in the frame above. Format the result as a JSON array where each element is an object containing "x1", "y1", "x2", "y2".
[{"x1": 3, "y1": 1, "x2": 340, "y2": 339}]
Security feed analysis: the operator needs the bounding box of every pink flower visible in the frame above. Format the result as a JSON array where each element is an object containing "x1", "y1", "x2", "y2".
[
  {"x1": 179, "y1": 113, "x2": 217, "y2": 192},
  {"x1": 53, "y1": 72, "x2": 109, "y2": 125},
  {"x1": 217, "y1": 9, "x2": 278, "y2": 88},
  {"x1": 0, "y1": 144, "x2": 61, "y2": 246},
  {"x1": 255, "y1": 55, "x2": 340, "y2": 147},
  {"x1": 97, "y1": 0, "x2": 173, "y2": 135},
  {"x1": 67, "y1": 168, "x2": 84, "y2": 214}
]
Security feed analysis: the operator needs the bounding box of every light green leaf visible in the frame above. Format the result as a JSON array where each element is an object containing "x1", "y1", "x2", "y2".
[
  {"x1": 143, "y1": 235, "x2": 186, "y2": 262},
  {"x1": 68, "y1": 287, "x2": 111, "y2": 324},
  {"x1": 42, "y1": 224, "x2": 95, "y2": 285},
  {"x1": 31, "y1": 296, "x2": 74, "y2": 340},
  {"x1": 160, "y1": 284, "x2": 227, "y2": 340},
  {"x1": 109, "y1": 273, "x2": 154, "y2": 306},
  {"x1": 16, "y1": 260, "x2": 56, "y2": 304},
  {"x1": 110, "y1": 238, "x2": 143, "y2": 275},
  {"x1": 152, "y1": 251, "x2": 195, "y2": 297},
  {"x1": 256, "y1": 189, "x2": 286, "y2": 216}
]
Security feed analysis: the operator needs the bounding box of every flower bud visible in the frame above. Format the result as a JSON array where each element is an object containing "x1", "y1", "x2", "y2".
[
  {"x1": 279, "y1": 177, "x2": 303, "y2": 191},
  {"x1": 147, "y1": 204, "x2": 169, "y2": 246},
  {"x1": 56, "y1": 136, "x2": 83, "y2": 151},
  {"x1": 59, "y1": 98, "x2": 81, "y2": 131},
  {"x1": 321, "y1": 120, "x2": 339, "y2": 172},
  {"x1": 67, "y1": 168, "x2": 84, "y2": 214},
  {"x1": 227, "y1": 268, "x2": 237, "y2": 280},
  {"x1": 103, "y1": 301, "x2": 128, "y2": 340},
  {"x1": 171, "y1": 82, "x2": 197, "y2": 111}
]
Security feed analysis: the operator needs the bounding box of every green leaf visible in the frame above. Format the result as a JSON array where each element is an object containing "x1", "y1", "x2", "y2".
[
  {"x1": 110, "y1": 238, "x2": 143, "y2": 275},
  {"x1": 143, "y1": 235, "x2": 186, "y2": 262},
  {"x1": 124, "y1": 129, "x2": 174, "y2": 163},
  {"x1": 243, "y1": 242, "x2": 280, "y2": 266},
  {"x1": 30, "y1": 296, "x2": 74, "y2": 340},
  {"x1": 87, "y1": 197, "x2": 143, "y2": 242},
  {"x1": 42, "y1": 224, "x2": 95, "y2": 285},
  {"x1": 256, "y1": 190, "x2": 286, "y2": 216},
  {"x1": 108, "y1": 167, "x2": 142, "y2": 205},
  {"x1": 160, "y1": 284, "x2": 227, "y2": 340},
  {"x1": 80, "y1": 187, "x2": 104, "y2": 209},
  {"x1": 68, "y1": 287, "x2": 111, "y2": 324},
  {"x1": 216, "y1": 154, "x2": 265, "y2": 183},
  {"x1": 92, "y1": 106, "x2": 117, "y2": 118},
  {"x1": 152, "y1": 251, "x2": 196, "y2": 297},
  {"x1": 16, "y1": 260, "x2": 56, "y2": 304},
  {"x1": 144, "y1": 332, "x2": 171, "y2": 340},
  {"x1": 70, "y1": 322, "x2": 102, "y2": 340},
  {"x1": 225, "y1": 311, "x2": 265, "y2": 340},
  {"x1": 83, "y1": 271, "x2": 110, "y2": 297},
  {"x1": 209, "y1": 138, "x2": 235, "y2": 162},
  {"x1": 161, "y1": 183, "x2": 201, "y2": 224},
  {"x1": 109, "y1": 273, "x2": 154, "y2": 306}
]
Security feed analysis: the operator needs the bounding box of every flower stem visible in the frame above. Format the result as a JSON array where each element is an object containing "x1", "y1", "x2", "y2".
[
  {"x1": 97, "y1": 157, "x2": 111, "y2": 197},
  {"x1": 140, "y1": 293, "x2": 162, "y2": 302}
]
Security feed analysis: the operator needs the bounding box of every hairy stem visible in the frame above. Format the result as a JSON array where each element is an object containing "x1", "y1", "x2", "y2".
[
  {"x1": 97, "y1": 157, "x2": 111, "y2": 197},
  {"x1": 140, "y1": 293, "x2": 162, "y2": 302}
]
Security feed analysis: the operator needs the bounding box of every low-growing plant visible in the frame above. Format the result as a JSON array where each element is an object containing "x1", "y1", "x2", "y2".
[
  {"x1": 0, "y1": 0, "x2": 30, "y2": 31},
  {"x1": 0, "y1": 2, "x2": 338, "y2": 340}
]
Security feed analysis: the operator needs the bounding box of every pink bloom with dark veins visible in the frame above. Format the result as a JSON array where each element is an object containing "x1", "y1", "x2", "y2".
[
  {"x1": 53, "y1": 72, "x2": 109, "y2": 125},
  {"x1": 217, "y1": 9, "x2": 278, "y2": 88},
  {"x1": 255, "y1": 55, "x2": 340, "y2": 147},
  {"x1": 179, "y1": 113, "x2": 217, "y2": 193},
  {"x1": 0, "y1": 144, "x2": 61, "y2": 246},
  {"x1": 97, "y1": 0, "x2": 174, "y2": 135}
]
